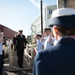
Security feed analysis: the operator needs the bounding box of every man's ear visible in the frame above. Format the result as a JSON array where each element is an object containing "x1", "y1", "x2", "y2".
[{"x1": 53, "y1": 26, "x2": 59, "y2": 34}]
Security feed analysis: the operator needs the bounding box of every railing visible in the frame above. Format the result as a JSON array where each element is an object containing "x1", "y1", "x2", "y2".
[{"x1": 24, "y1": 44, "x2": 36, "y2": 69}]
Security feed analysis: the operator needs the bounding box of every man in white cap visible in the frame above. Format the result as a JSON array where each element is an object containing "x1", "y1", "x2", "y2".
[
  {"x1": 33, "y1": 8, "x2": 75, "y2": 75},
  {"x1": 35, "y1": 34, "x2": 43, "y2": 52},
  {"x1": 44, "y1": 27, "x2": 54, "y2": 49}
]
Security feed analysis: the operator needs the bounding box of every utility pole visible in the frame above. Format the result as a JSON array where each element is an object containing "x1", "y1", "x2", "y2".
[{"x1": 40, "y1": 0, "x2": 43, "y2": 34}]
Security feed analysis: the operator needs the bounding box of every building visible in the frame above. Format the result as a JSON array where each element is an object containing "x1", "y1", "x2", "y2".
[
  {"x1": 31, "y1": 5, "x2": 57, "y2": 39},
  {"x1": 57, "y1": 0, "x2": 75, "y2": 9},
  {"x1": 44, "y1": 5, "x2": 57, "y2": 27},
  {"x1": 0, "y1": 24, "x2": 17, "y2": 39},
  {"x1": 27, "y1": 35, "x2": 31, "y2": 43},
  {"x1": 31, "y1": 16, "x2": 42, "y2": 38}
]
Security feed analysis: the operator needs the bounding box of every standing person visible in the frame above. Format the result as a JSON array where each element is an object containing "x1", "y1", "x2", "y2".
[
  {"x1": 13, "y1": 33, "x2": 18, "y2": 52},
  {"x1": 35, "y1": 34, "x2": 43, "y2": 52},
  {"x1": 13, "y1": 30, "x2": 27, "y2": 68},
  {"x1": 44, "y1": 27, "x2": 53, "y2": 49},
  {"x1": 0, "y1": 31, "x2": 4, "y2": 75},
  {"x1": 33, "y1": 8, "x2": 75, "y2": 75}
]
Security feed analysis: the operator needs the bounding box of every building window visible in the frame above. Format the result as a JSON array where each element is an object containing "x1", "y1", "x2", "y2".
[{"x1": 49, "y1": 10, "x2": 52, "y2": 14}]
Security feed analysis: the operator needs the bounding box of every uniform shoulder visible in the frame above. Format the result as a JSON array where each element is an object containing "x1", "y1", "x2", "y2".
[
  {"x1": 22, "y1": 35, "x2": 25, "y2": 36},
  {"x1": 36, "y1": 45, "x2": 60, "y2": 59},
  {"x1": 22, "y1": 35, "x2": 26, "y2": 38},
  {"x1": 16, "y1": 35, "x2": 20, "y2": 37}
]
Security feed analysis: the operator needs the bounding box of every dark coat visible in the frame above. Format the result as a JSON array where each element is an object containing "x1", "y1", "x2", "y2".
[
  {"x1": 13, "y1": 35, "x2": 27, "y2": 49},
  {"x1": 33, "y1": 37, "x2": 75, "y2": 75}
]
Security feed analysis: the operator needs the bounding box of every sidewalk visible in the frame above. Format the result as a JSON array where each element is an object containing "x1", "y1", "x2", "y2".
[
  {"x1": 3, "y1": 50, "x2": 32, "y2": 75},
  {"x1": 3, "y1": 63, "x2": 32, "y2": 75}
]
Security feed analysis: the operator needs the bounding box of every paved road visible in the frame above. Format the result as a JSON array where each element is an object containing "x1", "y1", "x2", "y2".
[
  {"x1": 2, "y1": 50, "x2": 32, "y2": 75},
  {"x1": 3, "y1": 64, "x2": 32, "y2": 75}
]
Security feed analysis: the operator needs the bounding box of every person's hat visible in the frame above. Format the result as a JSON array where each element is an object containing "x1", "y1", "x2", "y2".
[
  {"x1": 19, "y1": 30, "x2": 23, "y2": 32},
  {"x1": 49, "y1": 8, "x2": 75, "y2": 28},
  {"x1": 44, "y1": 27, "x2": 51, "y2": 31},
  {"x1": 36, "y1": 34, "x2": 42, "y2": 37}
]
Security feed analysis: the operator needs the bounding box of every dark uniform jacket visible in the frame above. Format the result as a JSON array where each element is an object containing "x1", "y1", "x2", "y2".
[
  {"x1": 13, "y1": 35, "x2": 27, "y2": 49},
  {"x1": 33, "y1": 37, "x2": 75, "y2": 75}
]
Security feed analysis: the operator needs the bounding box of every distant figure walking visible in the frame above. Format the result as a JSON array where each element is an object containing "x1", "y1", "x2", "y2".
[{"x1": 13, "y1": 30, "x2": 27, "y2": 68}]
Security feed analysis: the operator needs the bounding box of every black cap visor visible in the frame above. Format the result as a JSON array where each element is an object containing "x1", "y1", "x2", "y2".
[{"x1": 49, "y1": 15, "x2": 75, "y2": 28}]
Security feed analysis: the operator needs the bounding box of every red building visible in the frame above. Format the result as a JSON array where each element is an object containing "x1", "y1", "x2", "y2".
[{"x1": 0, "y1": 24, "x2": 17, "y2": 39}]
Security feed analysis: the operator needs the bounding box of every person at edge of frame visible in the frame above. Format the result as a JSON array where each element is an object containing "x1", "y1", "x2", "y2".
[
  {"x1": 0, "y1": 31, "x2": 4, "y2": 75},
  {"x1": 33, "y1": 8, "x2": 75, "y2": 75}
]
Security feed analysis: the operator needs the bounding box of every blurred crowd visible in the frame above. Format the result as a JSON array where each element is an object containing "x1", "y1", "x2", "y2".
[
  {"x1": 34, "y1": 27, "x2": 57, "y2": 53},
  {"x1": 33, "y1": 8, "x2": 75, "y2": 75}
]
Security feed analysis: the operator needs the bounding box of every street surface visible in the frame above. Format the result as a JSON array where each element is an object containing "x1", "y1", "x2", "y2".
[
  {"x1": 3, "y1": 64, "x2": 32, "y2": 75},
  {"x1": 2, "y1": 49, "x2": 32, "y2": 75}
]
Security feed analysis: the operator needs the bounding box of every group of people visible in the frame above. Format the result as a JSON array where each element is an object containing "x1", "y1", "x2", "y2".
[
  {"x1": 33, "y1": 8, "x2": 75, "y2": 75},
  {"x1": 0, "y1": 7, "x2": 75, "y2": 75},
  {"x1": 0, "y1": 29, "x2": 28, "y2": 75},
  {"x1": 35, "y1": 27, "x2": 55, "y2": 53}
]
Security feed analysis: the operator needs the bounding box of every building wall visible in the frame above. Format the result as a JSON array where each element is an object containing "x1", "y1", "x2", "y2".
[
  {"x1": 31, "y1": 16, "x2": 41, "y2": 38},
  {"x1": 44, "y1": 5, "x2": 57, "y2": 27},
  {"x1": 4, "y1": 27, "x2": 17, "y2": 39},
  {"x1": 31, "y1": 5, "x2": 57, "y2": 39},
  {"x1": 0, "y1": 24, "x2": 4, "y2": 32},
  {"x1": 27, "y1": 35, "x2": 31, "y2": 43},
  {"x1": 57, "y1": 0, "x2": 64, "y2": 8},
  {"x1": 57, "y1": 0, "x2": 75, "y2": 9},
  {"x1": 0, "y1": 24, "x2": 17, "y2": 39},
  {"x1": 67, "y1": 0, "x2": 75, "y2": 8}
]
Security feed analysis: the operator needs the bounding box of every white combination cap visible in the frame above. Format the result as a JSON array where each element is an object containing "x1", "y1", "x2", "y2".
[
  {"x1": 49, "y1": 8, "x2": 75, "y2": 28},
  {"x1": 36, "y1": 34, "x2": 42, "y2": 37}
]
